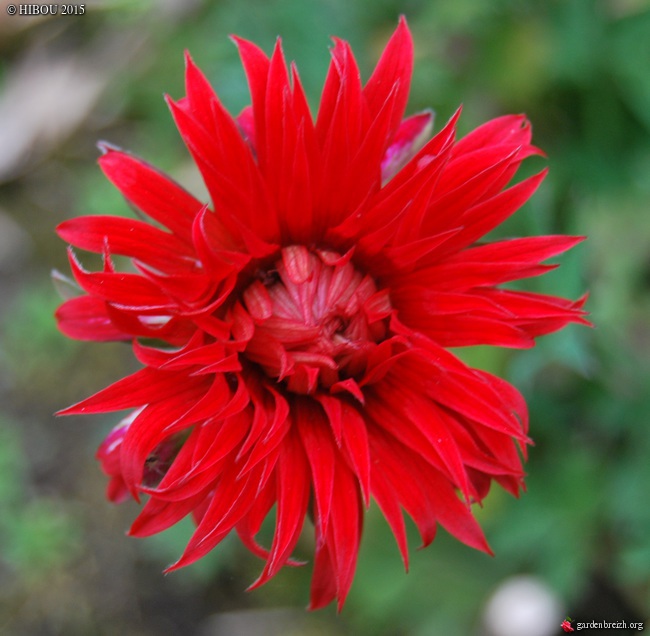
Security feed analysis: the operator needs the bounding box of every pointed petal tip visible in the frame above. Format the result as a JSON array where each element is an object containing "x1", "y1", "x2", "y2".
[
  {"x1": 419, "y1": 107, "x2": 435, "y2": 123},
  {"x1": 162, "y1": 557, "x2": 185, "y2": 575},
  {"x1": 447, "y1": 105, "x2": 464, "y2": 128},
  {"x1": 97, "y1": 140, "x2": 123, "y2": 156},
  {"x1": 576, "y1": 291, "x2": 591, "y2": 307},
  {"x1": 394, "y1": 14, "x2": 411, "y2": 38},
  {"x1": 245, "y1": 572, "x2": 269, "y2": 593},
  {"x1": 269, "y1": 36, "x2": 289, "y2": 76},
  {"x1": 55, "y1": 397, "x2": 94, "y2": 417},
  {"x1": 533, "y1": 166, "x2": 549, "y2": 181},
  {"x1": 51, "y1": 268, "x2": 82, "y2": 301},
  {"x1": 229, "y1": 34, "x2": 254, "y2": 51},
  {"x1": 571, "y1": 235, "x2": 588, "y2": 247},
  {"x1": 532, "y1": 145, "x2": 548, "y2": 159},
  {"x1": 307, "y1": 598, "x2": 329, "y2": 612},
  {"x1": 230, "y1": 33, "x2": 271, "y2": 64},
  {"x1": 54, "y1": 221, "x2": 70, "y2": 240},
  {"x1": 162, "y1": 564, "x2": 176, "y2": 576}
]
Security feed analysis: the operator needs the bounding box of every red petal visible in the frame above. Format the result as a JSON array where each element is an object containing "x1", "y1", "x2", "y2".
[
  {"x1": 57, "y1": 367, "x2": 204, "y2": 415},
  {"x1": 327, "y1": 459, "x2": 362, "y2": 611},
  {"x1": 339, "y1": 402, "x2": 371, "y2": 506},
  {"x1": 118, "y1": 383, "x2": 208, "y2": 497},
  {"x1": 55, "y1": 295, "x2": 130, "y2": 341},
  {"x1": 57, "y1": 216, "x2": 194, "y2": 272},
  {"x1": 381, "y1": 109, "x2": 434, "y2": 182},
  {"x1": 236, "y1": 105, "x2": 256, "y2": 151},
  {"x1": 67, "y1": 248, "x2": 175, "y2": 310},
  {"x1": 316, "y1": 394, "x2": 344, "y2": 445},
  {"x1": 316, "y1": 39, "x2": 364, "y2": 226},
  {"x1": 248, "y1": 429, "x2": 310, "y2": 588},
  {"x1": 401, "y1": 260, "x2": 555, "y2": 292},
  {"x1": 423, "y1": 465, "x2": 492, "y2": 554},
  {"x1": 436, "y1": 170, "x2": 548, "y2": 257},
  {"x1": 263, "y1": 39, "x2": 291, "y2": 195},
  {"x1": 367, "y1": 389, "x2": 473, "y2": 502},
  {"x1": 166, "y1": 461, "x2": 266, "y2": 571},
  {"x1": 363, "y1": 16, "x2": 413, "y2": 139},
  {"x1": 308, "y1": 542, "x2": 337, "y2": 611},
  {"x1": 99, "y1": 149, "x2": 201, "y2": 242},
  {"x1": 369, "y1": 429, "x2": 438, "y2": 547},
  {"x1": 452, "y1": 114, "x2": 536, "y2": 157},
  {"x1": 167, "y1": 95, "x2": 278, "y2": 246},
  {"x1": 232, "y1": 35, "x2": 270, "y2": 168},
  {"x1": 369, "y1": 464, "x2": 409, "y2": 570},
  {"x1": 297, "y1": 401, "x2": 336, "y2": 542},
  {"x1": 184, "y1": 51, "x2": 220, "y2": 136},
  {"x1": 130, "y1": 489, "x2": 207, "y2": 537}
]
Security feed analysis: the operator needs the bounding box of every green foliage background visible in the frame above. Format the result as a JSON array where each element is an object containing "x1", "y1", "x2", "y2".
[{"x1": 0, "y1": 1, "x2": 648, "y2": 634}]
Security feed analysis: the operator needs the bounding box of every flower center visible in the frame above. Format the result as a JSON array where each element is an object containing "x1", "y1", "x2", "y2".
[{"x1": 241, "y1": 246, "x2": 391, "y2": 395}]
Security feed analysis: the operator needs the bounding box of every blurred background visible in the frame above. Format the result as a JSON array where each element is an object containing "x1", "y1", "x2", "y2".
[{"x1": 0, "y1": 0, "x2": 649, "y2": 634}]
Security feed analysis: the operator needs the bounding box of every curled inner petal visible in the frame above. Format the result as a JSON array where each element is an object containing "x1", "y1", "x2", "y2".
[{"x1": 242, "y1": 246, "x2": 389, "y2": 394}]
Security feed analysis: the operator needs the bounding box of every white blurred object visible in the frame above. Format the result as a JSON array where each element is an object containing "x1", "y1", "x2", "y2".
[
  {"x1": 482, "y1": 575, "x2": 565, "y2": 636},
  {"x1": 0, "y1": 0, "x2": 207, "y2": 183},
  {"x1": 0, "y1": 51, "x2": 107, "y2": 181}
]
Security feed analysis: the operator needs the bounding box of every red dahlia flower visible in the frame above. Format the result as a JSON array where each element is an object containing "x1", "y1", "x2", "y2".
[{"x1": 55, "y1": 18, "x2": 589, "y2": 610}]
